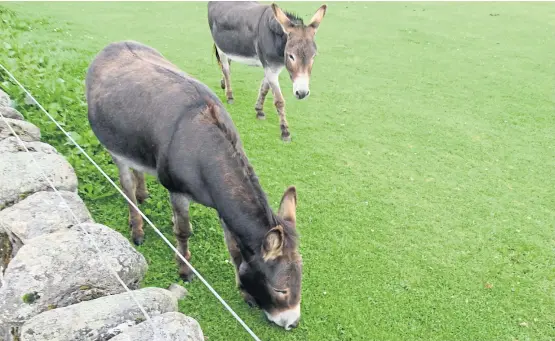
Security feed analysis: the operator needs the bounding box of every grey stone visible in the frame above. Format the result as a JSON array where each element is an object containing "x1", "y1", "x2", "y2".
[
  {"x1": 0, "y1": 223, "x2": 148, "y2": 327},
  {"x1": 167, "y1": 283, "x2": 189, "y2": 300},
  {"x1": 0, "y1": 137, "x2": 57, "y2": 154},
  {"x1": 0, "y1": 118, "x2": 40, "y2": 142},
  {"x1": 0, "y1": 106, "x2": 24, "y2": 120},
  {"x1": 0, "y1": 191, "x2": 92, "y2": 257},
  {"x1": 20, "y1": 287, "x2": 177, "y2": 341},
  {"x1": 109, "y1": 312, "x2": 204, "y2": 341},
  {"x1": 0, "y1": 89, "x2": 9, "y2": 107},
  {"x1": 0, "y1": 148, "x2": 77, "y2": 210}
]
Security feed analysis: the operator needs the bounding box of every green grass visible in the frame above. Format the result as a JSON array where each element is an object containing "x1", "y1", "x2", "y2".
[{"x1": 1, "y1": 2, "x2": 554, "y2": 340}]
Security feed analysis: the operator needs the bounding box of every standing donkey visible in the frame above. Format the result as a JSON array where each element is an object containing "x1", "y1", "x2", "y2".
[
  {"x1": 208, "y1": 1, "x2": 327, "y2": 141},
  {"x1": 86, "y1": 41, "x2": 303, "y2": 330}
]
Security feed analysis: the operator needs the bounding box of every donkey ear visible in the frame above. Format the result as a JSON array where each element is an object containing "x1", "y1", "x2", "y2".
[
  {"x1": 308, "y1": 4, "x2": 327, "y2": 33},
  {"x1": 262, "y1": 225, "x2": 284, "y2": 261},
  {"x1": 278, "y1": 186, "x2": 297, "y2": 225},
  {"x1": 271, "y1": 3, "x2": 295, "y2": 34}
]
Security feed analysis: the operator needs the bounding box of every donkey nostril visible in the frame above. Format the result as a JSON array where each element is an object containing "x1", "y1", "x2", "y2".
[
  {"x1": 295, "y1": 90, "x2": 300, "y2": 97},
  {"x1": 287, "y1": 320, "x2": 299, "y2": 329},
  {"x1": 306, "y1": 90, "x2": 310, "y2": 96}
]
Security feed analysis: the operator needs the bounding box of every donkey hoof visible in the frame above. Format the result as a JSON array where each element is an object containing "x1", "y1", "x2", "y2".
[
  {"x1": 227, "y1": 98, "x2": 234, "y2": 105},
  {"x1": 179, "y1": 271, "x2": 195, "y2": 282},
  {"x1": 220, "y1": 79, "x2": 225, "y2": 89},
  {"x1": 256, "y1": 112, "x2": 266, "y2": 120},
  {"x1": 136, "y1": 192, "x2": 150, "y2": 204},
  {"x1": 281, "y1": 134, "x2": 291, "y2": 142},
  {"x1": 132, "y1": 234, "x2": 145, "y2": 246}
]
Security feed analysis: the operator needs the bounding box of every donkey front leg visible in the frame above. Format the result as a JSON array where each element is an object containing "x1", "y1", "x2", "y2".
[
  {"x1": 265, "y1": 68, "x2": 291, "y2": 141},
  {"x1": 221, "y1": 221, "x2": 256, "y2": 307},
  {"x1": 170, "y1": 192, "x2": 194, "y2": 281},
  {"x1": 221, "y1": 223, "x2": 243, "y2": 285},
  {"x1": 218, "y1": 52, "x2": 234, "y2": 104},
  {"x1": 254, "y1": 78, "x2": 270, "y2": 120},
  {"x1": 113, "y1": 157, "x2": 144, "y2": 245}
]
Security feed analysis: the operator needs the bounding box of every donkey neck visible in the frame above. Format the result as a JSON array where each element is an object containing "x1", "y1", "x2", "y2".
[
  {"x1": 259, "y1": 8, "x2": 289, "y2": 67},
  {"x1": 209, "y1": 148, "x2": 277, "y2": 255}
]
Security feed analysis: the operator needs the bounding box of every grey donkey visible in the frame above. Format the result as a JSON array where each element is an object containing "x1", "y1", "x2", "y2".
[
  {"x1": 86, "y1": 41, "x2": 304, "y2": 330},
  {"x1": 208, "y1": 1, "x2": 327, "y2": 141}
]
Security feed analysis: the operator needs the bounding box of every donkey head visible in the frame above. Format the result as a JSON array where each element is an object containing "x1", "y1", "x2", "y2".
[
  {"x1": 272, "y1": 3, "x2": 327, "y2": 100},
  {"x1": 237, "y1": 186, "x2": 302, "y2": 330}
]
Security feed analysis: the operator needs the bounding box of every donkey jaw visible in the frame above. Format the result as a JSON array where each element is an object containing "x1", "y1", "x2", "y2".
[{"x1": 264, "y1": 304, "x2": 301, "y2": 330}]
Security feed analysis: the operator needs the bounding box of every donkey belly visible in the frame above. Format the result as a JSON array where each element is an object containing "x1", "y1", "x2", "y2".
[
  {"x1": 110, "y1": 150, "x2": 157, "y2": 175},
  {"x1": 88, "y1": 107, "x2": 162, "y2": 177},
  {"x1": 216, "y1": 44, "x2": 262, "y2": 67}
]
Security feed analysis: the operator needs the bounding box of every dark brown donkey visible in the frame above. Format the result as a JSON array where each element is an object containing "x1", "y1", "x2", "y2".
[
  {"x1": 86, "y1": 41, "x2": 303, "y2": 330},
  {"x1": 208, "y1": 1, "x2": 327, "y2": 141}
]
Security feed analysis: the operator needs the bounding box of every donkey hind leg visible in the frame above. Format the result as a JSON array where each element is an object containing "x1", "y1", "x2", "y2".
[
  {"x1": 112, "y1": 156, "x2": 144, "y2": 245},
  {"x1": 265, "y1": 67, "x2": 291, "y2": 142},
  {"x1": 218, "y1": 51, "x2": 234, "y2": 104},
  {"x1": 170, "y1": 192, "x2": 194, "y2": 281},
  {"x1": 254, "y1": 78, "x2": 270, "y2": 120},
  {"x1": 133, "y1": 170, "x2": 149, "y2": 204},
  {"x1": 220, "y1": 60, "x2": 231, "y2": 89}
]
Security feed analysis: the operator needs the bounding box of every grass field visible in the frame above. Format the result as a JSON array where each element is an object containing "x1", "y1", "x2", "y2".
[{"x1": 1, "y1": 2, "x2": 554, "y2": 340}]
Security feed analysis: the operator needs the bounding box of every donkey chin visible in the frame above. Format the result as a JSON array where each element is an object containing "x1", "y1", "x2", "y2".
[
  {"x1": 292, "y1": 74, "x2": 310, "y2": 100},
  {"x1": 264, "y1": 304, "x2": 301, "y2": 330}
]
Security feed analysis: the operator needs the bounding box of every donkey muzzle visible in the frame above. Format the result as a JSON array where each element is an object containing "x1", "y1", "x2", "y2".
[
  {"x1": 293, "y1": 75, "x2": 310, "y2": 100},
  {"x1": 295, "y1": 90, "x2": 310, "y2": 100},
  {"x1": 264, "y1": 304, "x2": 301, "y2": 330}
]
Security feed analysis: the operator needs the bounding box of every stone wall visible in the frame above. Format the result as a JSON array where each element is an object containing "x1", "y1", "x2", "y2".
[{"x1": 0, "y1": 88, "x2": 204, "y2": 341}]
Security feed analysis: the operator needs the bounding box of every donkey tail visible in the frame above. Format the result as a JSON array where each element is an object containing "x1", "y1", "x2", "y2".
[{"x1": 213, "y1": 44, "x2": 221, "y2": 67}]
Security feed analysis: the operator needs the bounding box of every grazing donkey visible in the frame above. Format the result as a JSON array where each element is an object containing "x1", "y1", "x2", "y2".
[
  {"x1": 208, "y1": 1, "x2": 327, "y2": 141},
  {"x1": 86, "y1": 41, "x2": 303, "y2": 330}
]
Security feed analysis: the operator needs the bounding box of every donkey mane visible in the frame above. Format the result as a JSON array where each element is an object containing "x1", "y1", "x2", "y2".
[
  {"x1": 284, "y1": 11, "x2": 304, "y2": 26},
  {"x1": 203, "y1": 101, "x2": 299, "y2": 250}
]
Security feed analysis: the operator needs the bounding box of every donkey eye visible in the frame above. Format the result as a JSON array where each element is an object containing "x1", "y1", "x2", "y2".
[{"x1": 288, "y1": 54, "x2": 295, "y2": 61}]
